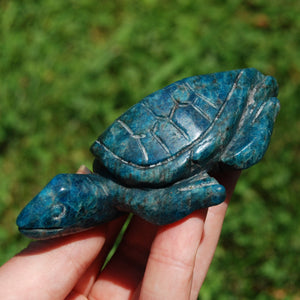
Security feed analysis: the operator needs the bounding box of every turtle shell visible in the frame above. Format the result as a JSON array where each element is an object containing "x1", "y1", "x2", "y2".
[{"x1": 90, "y1": 69, "x2": 262, "y2": 186}]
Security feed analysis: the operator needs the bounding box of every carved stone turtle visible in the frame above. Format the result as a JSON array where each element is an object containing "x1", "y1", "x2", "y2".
[{"x1": 17, "y1": 68, "x2": 280, "y2": 239}]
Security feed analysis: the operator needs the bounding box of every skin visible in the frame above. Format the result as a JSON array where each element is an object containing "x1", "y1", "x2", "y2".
[{"x1": 0, "y1": 167, "x2": 240, "y2": 300}]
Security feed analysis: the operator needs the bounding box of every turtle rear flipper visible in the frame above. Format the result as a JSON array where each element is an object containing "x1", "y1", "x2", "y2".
[
  {"x1": 118, "y1": 172, "x2": 226, "y2": 225},
  {"x1": 221, "y1": 96, "x2": 280, "y2": 169}
]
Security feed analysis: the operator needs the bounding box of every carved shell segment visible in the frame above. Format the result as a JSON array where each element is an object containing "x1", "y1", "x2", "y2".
[{"x1": 96, "y1": 70, "x2": 240, "y2": 166}]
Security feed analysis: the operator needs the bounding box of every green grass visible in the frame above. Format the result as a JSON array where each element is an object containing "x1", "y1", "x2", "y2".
[{"x1": 0, "y1": 0, "x2": 299, "y2": 298}]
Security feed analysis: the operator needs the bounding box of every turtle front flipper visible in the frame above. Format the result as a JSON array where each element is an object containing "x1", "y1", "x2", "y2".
[
  {"x1": 221, "y1": 74, "x2": 280, "y2": 169},
  {"x1": 116, "y1": 172, "x2": 226, "y2": 225}
]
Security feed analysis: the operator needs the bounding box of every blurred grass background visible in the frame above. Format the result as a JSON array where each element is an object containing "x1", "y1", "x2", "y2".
[{"x1": 0, "y1": 0, "x2": 299, "y2": 298}]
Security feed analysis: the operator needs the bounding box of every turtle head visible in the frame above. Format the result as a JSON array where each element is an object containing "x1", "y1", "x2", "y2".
[{"x1": 17, "y1": 173, "x2": 120, "y2": 239}]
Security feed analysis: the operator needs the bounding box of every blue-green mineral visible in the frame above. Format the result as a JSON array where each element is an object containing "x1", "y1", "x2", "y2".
[{"x1": 17, "y1": 68, "x2": 280, "y2": 239}]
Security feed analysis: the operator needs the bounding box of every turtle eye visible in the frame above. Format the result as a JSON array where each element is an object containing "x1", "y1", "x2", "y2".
[{"x1": 51, "y1": 203, "x2": 66, "y2": 220}]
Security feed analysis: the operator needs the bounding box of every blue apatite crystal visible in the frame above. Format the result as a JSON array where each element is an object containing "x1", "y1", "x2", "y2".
[{"x1": 17, "y1": 68, "x2": 280, "y2": 239}]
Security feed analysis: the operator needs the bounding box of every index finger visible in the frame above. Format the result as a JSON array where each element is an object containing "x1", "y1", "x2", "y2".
[
  {"x1": 0, "y1": 166, "x2": 122, "y2": 299},
  {"x1": 0, "y1": 226, "x2": 107, "y2": 300}
]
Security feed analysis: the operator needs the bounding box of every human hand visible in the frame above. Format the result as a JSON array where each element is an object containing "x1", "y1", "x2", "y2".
[{"x1": 0, "y1": 167, "x2": 240, "y2": 300}]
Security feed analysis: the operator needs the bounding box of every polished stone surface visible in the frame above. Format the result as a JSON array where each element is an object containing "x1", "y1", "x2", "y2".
[{"x1": 17, "y1": 68, "x2": 280, "y2": 239}]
